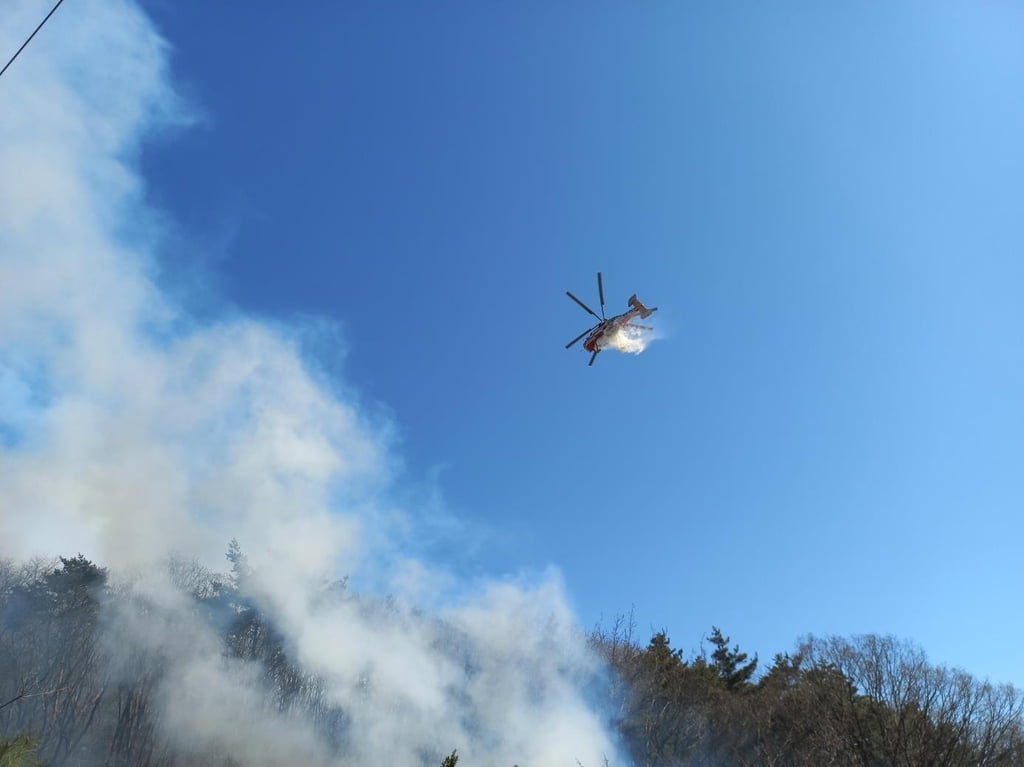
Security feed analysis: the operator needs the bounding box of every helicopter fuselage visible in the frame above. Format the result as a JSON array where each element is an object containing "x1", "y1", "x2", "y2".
[{"x1": 582, "y1": 308, "x2": 647, "y2": 352}]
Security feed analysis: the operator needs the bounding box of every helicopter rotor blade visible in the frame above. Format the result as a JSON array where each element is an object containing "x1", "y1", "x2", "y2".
[
  {"x1": 565, "y1": 326, "x2": 594, "y2": 349},
  {"x1": 566, "y1": 291, "x2": 601, "y2": 319},
  {"x1": 597, "y1": 272, "x2": 605, "y2": 317},
  {"x1": 588, "y1": 349, "x2": 599, "y2": 366}
]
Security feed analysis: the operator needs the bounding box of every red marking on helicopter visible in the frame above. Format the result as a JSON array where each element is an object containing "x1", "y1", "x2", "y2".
[{"x1": 565, "y1": 272, "x2": 658, "y2": 366}]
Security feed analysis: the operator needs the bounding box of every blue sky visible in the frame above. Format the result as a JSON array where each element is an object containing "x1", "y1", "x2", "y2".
[{"x1": 82, "y1": 0, "x2": 1024, "y2": 684}]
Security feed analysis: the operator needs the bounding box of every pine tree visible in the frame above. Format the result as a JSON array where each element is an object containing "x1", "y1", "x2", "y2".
[
  {"x1": 707, "y1": 626, "x2": 757, "y2": 691},
  {"x1": 225, "y1": 538, "x2": 252, "y2": 591},
  {"x1": 0, "y1": 734, "x2": 46, "y2": 767}
]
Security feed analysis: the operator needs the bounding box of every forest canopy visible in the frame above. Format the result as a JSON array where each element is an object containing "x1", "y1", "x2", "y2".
[{"x1": 1, "y1": 553, "x2": 1022, "y2": 766}]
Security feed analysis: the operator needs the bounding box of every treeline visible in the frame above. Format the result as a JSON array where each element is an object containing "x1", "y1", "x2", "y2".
[
  {"x1": 591, "y1": 617, "x2": 1024, "y2": 766},
  {"x1": 2, "y1": 554, "x2": 1023, "y2": 766},
  {"x1": 0, "y1": 551, "x2": 350, "y2": 767}
]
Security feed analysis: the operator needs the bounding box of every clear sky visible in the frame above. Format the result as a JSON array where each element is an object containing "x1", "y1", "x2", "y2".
[{"x1": 8, "y1": 0, "x2": 1024, "y2": 689}]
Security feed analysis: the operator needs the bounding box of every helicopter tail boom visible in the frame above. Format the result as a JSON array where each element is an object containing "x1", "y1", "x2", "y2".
[{"x1": 628, "y1": 294, "x2": 657, "y2": 319}]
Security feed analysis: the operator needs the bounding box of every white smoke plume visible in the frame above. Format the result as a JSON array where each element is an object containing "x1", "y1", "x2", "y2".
[{"x1": 0, "y1": 1, "x2": 623, "y2": 764}]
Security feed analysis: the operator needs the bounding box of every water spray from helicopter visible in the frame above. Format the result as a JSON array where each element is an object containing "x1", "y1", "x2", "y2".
[{"x1": 605, "y1": 324, "x2": 652, "y2": 355}]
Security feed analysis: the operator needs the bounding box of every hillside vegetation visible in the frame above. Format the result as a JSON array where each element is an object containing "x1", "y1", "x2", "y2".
[
  {"x1": 591, "y1": 618, "x2": 1024, "y2": 766},
  {"x1": 2, "y1": 554, "x2": 1022, "y2": 766}
]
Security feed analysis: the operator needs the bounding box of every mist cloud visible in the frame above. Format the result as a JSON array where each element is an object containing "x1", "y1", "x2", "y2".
[{"x1": 0, "y1": 1, "x2": 623, "y2": 764}]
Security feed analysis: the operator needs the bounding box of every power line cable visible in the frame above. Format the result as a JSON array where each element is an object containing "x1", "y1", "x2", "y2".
[{"x1": 0, "y1": 0, "x2": 68, "y2": 82}]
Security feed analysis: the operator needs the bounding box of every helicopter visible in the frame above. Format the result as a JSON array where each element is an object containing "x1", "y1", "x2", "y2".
[{"x1": 565, "y1": 272, "x2": 658, "y2": 366}]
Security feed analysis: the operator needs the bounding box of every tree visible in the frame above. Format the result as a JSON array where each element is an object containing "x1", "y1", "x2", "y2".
[
  {"x1": 745, "y1": 652, "x2": 862, "y2": 766},
  {"x1": 225, "y1": 538, "x2": 252, "y2": 591},
  {"x1": 799, "y1": 634, "x2": 1024, "y2": 766},
  {"x1": 0, "y1": 556, "x2": 110, "y2": 766},
  {"x1": 707, "y1": 626, "x2": 758, "y2": 692},
  {"x1": 0, "y1": 734, "x2": 46, "y2": 767},
  {"x1": 610, "y1": 631, "x2": 721, "y2": 766}
]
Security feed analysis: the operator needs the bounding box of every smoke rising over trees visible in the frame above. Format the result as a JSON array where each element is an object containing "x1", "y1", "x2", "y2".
[
  {"x1": 3, "y1": 1, "x2": 1023, "y2": 765},
  {"x1": 2, "y1": 553, "x2": 1023, "y2": 766},
  {"x1": 0, "y1": 550, "x2": 622, "y2": 766}
]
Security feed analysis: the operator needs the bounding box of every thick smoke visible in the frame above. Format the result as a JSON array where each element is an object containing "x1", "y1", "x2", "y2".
[{"x1": 0, "y1": 1, "x2": 622, "y2": 764}]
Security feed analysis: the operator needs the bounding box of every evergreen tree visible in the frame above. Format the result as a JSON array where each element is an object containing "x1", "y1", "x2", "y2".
[
  {"x1": 225, "y1": 537, "x2": 252, "y2": 591},
  {"x1": 0, "y1": 734, "x2": 46, "y2": 767},
  {"x1": 707, "y1": 626, "x2": 757, "y2": 691}
]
